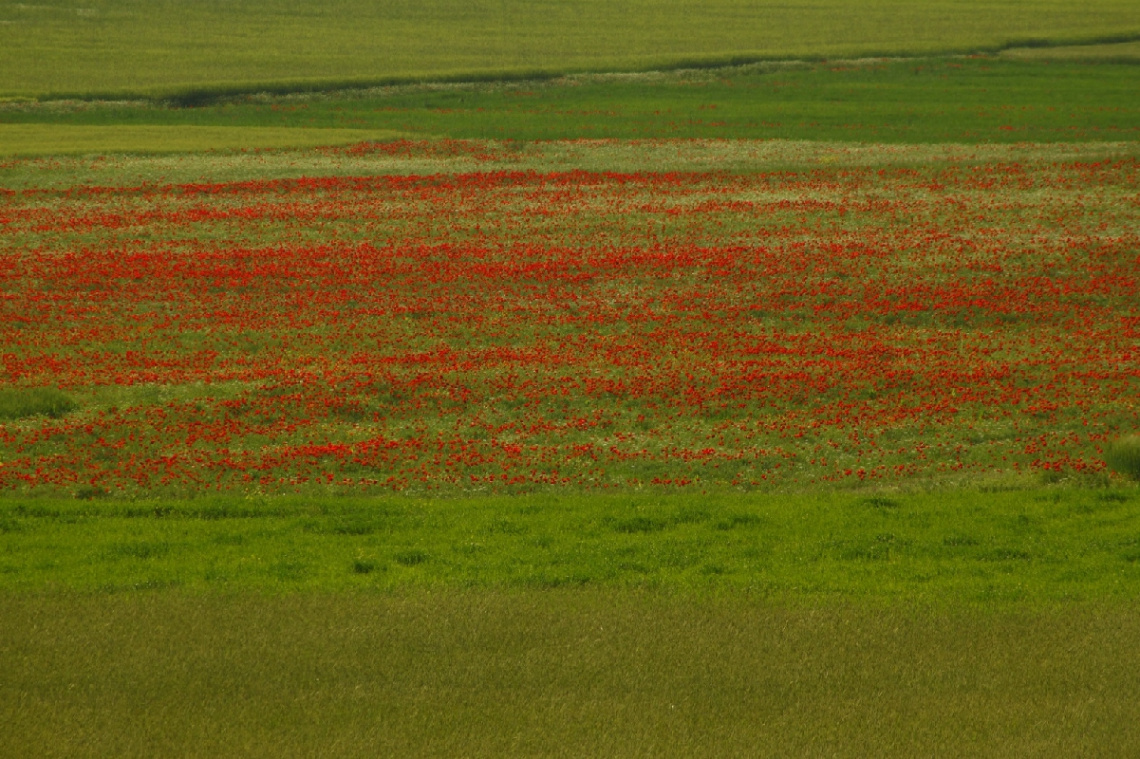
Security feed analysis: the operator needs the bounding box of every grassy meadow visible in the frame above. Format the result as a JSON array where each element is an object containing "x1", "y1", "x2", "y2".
[
  {"x1": 1, "y1": 0, "x2": 1138, "y2": 99},
  {"x1": 3, "y1": 488, "x2": 1140, "y2": 600},
  {"x1": 4, "y1": 56, "x2": 1139, "y2": 148},
  {"x1": 2, "y1": 2, "x2": 1140, "y2": 754}
]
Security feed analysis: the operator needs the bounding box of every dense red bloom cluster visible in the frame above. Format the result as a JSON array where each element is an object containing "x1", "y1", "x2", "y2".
[{"x1": 1, "y1": 146, "x2": 1136, "y2": 495}]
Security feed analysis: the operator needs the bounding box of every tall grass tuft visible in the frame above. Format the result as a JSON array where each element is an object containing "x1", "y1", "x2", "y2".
[
  {"x1": 0, "y1": 387, "x2": 77, "y2": 420},
  {"x1": 1106, "y1": 435, "x2": 1140, "y2": 480}
]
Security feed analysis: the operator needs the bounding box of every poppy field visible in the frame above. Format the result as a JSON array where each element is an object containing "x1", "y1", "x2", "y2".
[
  {"x1": 3, "y1": 24, "x2": 1140, "y2": 753},
  {"x1": 1, "y1": 141, "x2": 1136, "y2": 499}
]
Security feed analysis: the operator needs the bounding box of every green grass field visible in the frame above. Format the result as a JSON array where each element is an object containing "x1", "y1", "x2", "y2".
[
  {"x1": 0, "y1": 124, "x2": 409, "y2": 158},
  {"x1": 4, "y1": 593, "x2": 1139, "y2": 757},
  {"x1": 2, "y1": 0, "x2": 1137, "y2": 99},
  {"x1": 2, "y1": 488, "x2": 1140, "y2": 600},
  {"x1": 4, "y1": 56, "x2": 1139, "y2": 148}
]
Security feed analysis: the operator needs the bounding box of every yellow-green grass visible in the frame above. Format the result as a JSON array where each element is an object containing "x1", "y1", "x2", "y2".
[
  {"x1": 2, "y1": 0, "x2": 1138, "y2": 99},
  {"x1": 2, "y1": 592, "x2": 1139, "y2": 757},
  {"x1": 4, "y1": 488, "x2": 1139, "y2": 602},
  {"x1": 0, "y1": 124, "x2": 409, "y2": 157}
]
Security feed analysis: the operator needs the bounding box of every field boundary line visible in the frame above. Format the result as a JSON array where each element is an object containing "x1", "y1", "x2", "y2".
[{"x1": 9, "y1": 31, "x2": 1140, "y2": 105}]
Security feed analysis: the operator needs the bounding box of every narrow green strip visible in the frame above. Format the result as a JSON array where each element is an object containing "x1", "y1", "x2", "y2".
[
  {"x1": 0, "y1": 125, "x2": 409, "y2": 157},
  {"x1": 3, "y1": 488, "x2": 1137, "y2": 603}
]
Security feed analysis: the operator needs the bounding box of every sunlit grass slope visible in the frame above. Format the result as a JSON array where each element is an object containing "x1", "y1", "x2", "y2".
[{"x1": 2, "y1": 0, "x2": 1138, "y2": 98}]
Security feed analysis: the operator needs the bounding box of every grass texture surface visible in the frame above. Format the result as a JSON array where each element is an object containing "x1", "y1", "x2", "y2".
[
  {"x1": 5, "y1": 57, "x2": 1137, "y2": 147},
  {"x1": 3, "y1": 592, "x2": 1139, "y2": 757},
  {"x1": 2, "y1": 488, "x2": 1139, "y2": 602},
  {"x1": 0, "y1": 125, "x2": 409, "y2": 158},
  {"x1": 2, "y1": 0, "x2": 1138, "y2": 98}
]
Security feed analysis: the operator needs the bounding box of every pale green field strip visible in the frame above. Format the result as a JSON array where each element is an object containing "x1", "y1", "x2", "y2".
[
  {"x1": 3, "y1": 139, "x2": 1137, "y2": 190},
  {"x1": 2, "y1": 593, "x2": 1139, "y2": 757},
  {"x1": 0, "y1": 124, "x2": 409, "y2": 158},
  {"x1": 2, "y1": 0, "x2": 1138, "y2": 98}
]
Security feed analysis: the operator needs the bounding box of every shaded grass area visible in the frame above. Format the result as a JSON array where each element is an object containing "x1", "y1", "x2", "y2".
[
  {"x1": 2, "y1": 488, "x2": 1138, "y2": 602},
  {"x1": 3, "y1": 0, "x2": 1138, "y2": 99},
  {"x1": 0, "y1": 388, "x2": 76, "y2": 421},
  {"x1": 2, "y1": 591, "x2": 1139, "y2": 757},
  {"x1": 0, "y1": 125, "x2": 410, "y2": 158},
  {"x1": 1107, "y1": 436, "x2": 1140, "y2": 481},
  {"x1": 4, "y1": 57, "x2": 1138, "y2": 144},
  {"x1": 1001, "y1": 39, "x2": 1140, "y2": 61}
]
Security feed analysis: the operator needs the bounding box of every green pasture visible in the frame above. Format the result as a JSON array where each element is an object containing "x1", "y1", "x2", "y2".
[
  {"x1": 2, "y1": 0, "x2": 1138, "y2": 100},
  {"x1": 3, "y1": 487, "x2": 1138, "y2": 602},
  {"x1": 5, "y1": 485, "x2": 1140, "y2": 753},
  {"x1": 4, "y1": 56, "x2": 1139, "y2": 150}
]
